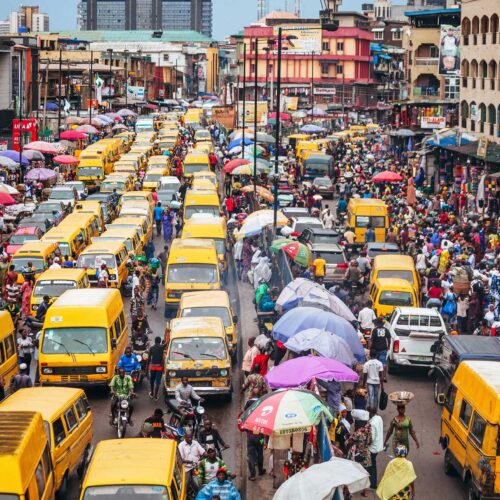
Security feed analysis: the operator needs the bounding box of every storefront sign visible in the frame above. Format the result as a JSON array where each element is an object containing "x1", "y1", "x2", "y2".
[
  {"x1": 274, "y1": 27, "x2": 322, "y2": 55},
  {"x1": 477, "y1": 137, "x2": 488, "y2": 158},
  {"x1": 238, "y1": 101, "x2": 268, "y2": 127},
  {"x1": 421, "y1": 116, "x2": 446, "y2": 129},
  {"x1": 313, "y1": 88, "x2": 336, "y2": 96},
  {"x1": 212, "y1": 105, "x2": 236, "y2": 129},
  {"x1": 12, "y1": 118, "x2": 38, "y2": 152},
  {"x1": 86, "y1": 99, "x2": 98, "y2": 109},
  {"x1": 127, "y1": 86, "x2": 145, "y2": 99}
]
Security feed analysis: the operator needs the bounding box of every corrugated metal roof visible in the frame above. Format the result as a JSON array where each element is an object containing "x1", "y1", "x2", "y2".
[
  {"x1": 44, "y1": 30, "x2": 212, "y2": 43},
  {"x1": 405, "y1": 8, "x2": 460, "y2": 16}
]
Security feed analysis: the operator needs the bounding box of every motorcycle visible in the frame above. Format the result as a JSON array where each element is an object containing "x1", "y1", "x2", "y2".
[
  {"x1": 166, "y1": 399, "x2": 205, "y2": 436},
  {"x1": 161, "y1": 422, "x2": 185, "y2": 442},
  {"x1": 111, "y1": 395, "x2": 132, "y2": 439}
]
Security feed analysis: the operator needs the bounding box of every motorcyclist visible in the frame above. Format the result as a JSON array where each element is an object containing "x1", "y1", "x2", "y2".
[
  {"x1": 131, "y1": 312, "x2": 151, "y2": 348},
  {"x1": 198, "y1": 418, "x2": 229, "y2": 456},
  {"x1": 117, "y1": 346, "x2": 141, "y2": 374},
  {"x1": 109, "y1": 366, "x2": 135, "y2": 425},
  {"x1": 144, "y1": 408, "x2": 165, "y2": 438},
  {"x1": 175, "y1": 377, "x2": 204, "y2": 407},
  {"x1": 345, "y1": 260, "x2": 362, "y2": 286},
  {"x1": 25, "y1": 295, "x2": 50, "y2": 329}
]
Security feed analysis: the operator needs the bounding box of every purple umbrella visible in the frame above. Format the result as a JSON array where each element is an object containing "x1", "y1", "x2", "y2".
[
  {"x1": 25, "y1": 167, "x2": 57, "y2": 181},
  {"x1": 0, "y1": 150, "x2": 29, "y2": 166},
  {"x1": 265, "y1": 356, "x2": 359, "y2": 389}
]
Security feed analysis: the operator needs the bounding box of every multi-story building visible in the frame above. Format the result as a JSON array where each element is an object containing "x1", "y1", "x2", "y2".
[
  {"x1": 459, "y1": 0, "x2": 499, "y2": 143},
  {"x1": 400, "y1": 7, "x2": 460, "y2": 129},
  {"x1": 8, "y1": 5, "x2": 49, "y2": 33},
  {"x1": 78, "y1": 0, "x2": 213, "y2": 37}
]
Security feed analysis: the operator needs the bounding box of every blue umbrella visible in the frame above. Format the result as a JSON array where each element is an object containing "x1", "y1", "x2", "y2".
[
  {"x1": 228, "y1": 137, "x2": 254, "y2": 150},
  {"x1": 97, "y1": 114, "x2": 114, "y2": 124},
  {"x1": 301, "y1": 124, "x2": 326, "y2": 133},
  {"x1": 45, "y1": 102, "x2": 58, "y2": 111},
  {"x1": 272, "y1": 307, "x2": 364, "y2": 361},
  {"x1": 0, "y1": 150, "x2": 29, "y2": 166}
]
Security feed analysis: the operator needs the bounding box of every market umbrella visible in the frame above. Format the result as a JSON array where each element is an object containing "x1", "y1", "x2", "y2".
[
  {"x1": 292, "y1": 110, "x2": 307, "y2": 119},
  {"x1": 0, "y1": 156, "x2": 19, "y2": 168},
  {"x1": 372, "y1": 171, "x2": 403, "y2": 183},
  {"x1": 222, "y1": 158, "x2": 249, "y2": 173},
  {"x1": 228, "y1": 137, "x2": 253, "y2": 150},
  {"x1": 81, "y1": 118, "x2": 104, "y2": 128},
  {"x1": 273, "y1": 457, "x2": 370, "y2": 500},
  {"x1": 53, "y1": 155, "x2": 80, "y2": 165},
  {"x1": 269, "y1": 111, "x2": 291, "y2": 121},
  {"x1": 239, "y1": 389, "x2": 333, "y2": 436},
  {"x1": 241, "y1": 185, "x2": 274, "y2": 202},
  {"x1": 0, "y1": 150, "x2": 29, "y2": 166},
  {"x1": 231, "y1": 164, "x2": 252, "y2": 176},
  {"x1": 117, "y1": 108, "x2": 136, "y2": 117},
  {"x1": 236, "y1": 209, "x2": 288, "y2": 239},
  {"x1": 45, "y1": 102, "x2": 58, "y2": 111},
  {"x1": 284, "y1": 329, "x2": 356, "y2": 366},
  {"x1": 275, "y1": 278, "x2": 356, "y2": 323},
  {"x1": 76, "y1": 125, "x2": 99, "y2": 135},
  {"x1": 281, "y1": 242, "x2": 311, "y2": 267},
  {"x1": 270, "y1": 238, "x2": 292, "y2": 252},
  {"x1": 97, "y1": 114, "x2": 114, "y2": 124},
  {"x1": 250, "y1": 132, "x2": 275, "y2": 144},
  {"x1": 0, "y1": 183, "x2": 19, "y2": 195},
  {"x1": 272, "y1": 307, "x2": 364, "y2": 361},
  {"x1": 0, "y1": 192, "x2": 17, "y2": 205},
  {"x1": 60, "y1": 130, "x2": 87, "y2": 141},
  {"x1": 25, "y1": 168, "x2": 57, "y2": 181},
  {"x1": 66, "y1": 116, "x2": 84, "y2": 125},
  {"x1": 265, "y1": 356, "x2": 358, "y2": 389},
  {"x1": 112, "y1": 124, "x2": 128, "y2": 131},
  {"x1": 301, "y1": 124, "x2": 326, "y2": 133},
  {"x1": 23, "y1": 150, "x2": 45, "y2": 161},
  {"x1": 24, "y1": 141, "x2": 59, "y2": 155},
  {"x1": 307, "y1": 108, "x2": 328, "y2": 117},
  {"x1": 228, "y1": 146, "x2": 242, "y2": 155}
]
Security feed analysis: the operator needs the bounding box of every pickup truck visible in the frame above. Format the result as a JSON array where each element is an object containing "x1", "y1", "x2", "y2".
[{"x1": 384, "y1": 307, "x2": 447, "y2": 374}]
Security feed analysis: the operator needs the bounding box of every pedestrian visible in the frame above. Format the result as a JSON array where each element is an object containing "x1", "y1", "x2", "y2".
[
  {"x1": 367, "y1": 406, "x2": 384, "y2": 490},
  {"x1": 334, "y1": 403, "x2": 351, "y2": 455},
  {"x1": 162, "y1": 211, "x2": 173, "y2": 242},
  {"x1": 369, "y1": 318, "x2": 391, "y2": 382},
  {"x1": 456, "y1": 293, "x2": 469, "y2": 334},
  {"x1": 97, "y1": 263, "x2": 109, "y2": 288},
  {"x1": 10, "y1": 363, "x2": 33, "y2": 393},
  {"x1": 17, "y1": 329, "x2": 33, "y2": 375},
  {"x1": 20, "y1": 277, "x2": 33, "y2": 318},
  {"x1": 251, "y1": 348, "x2": 270, "y2": 376},
  {"x1": 246, "y1": 429, "x2": 266, "y2": 481},
  {"x1": 241, "y1": 337, "x2": 258, "y2": 377},
  {"x1": 363, "y1": 349, "x2": 384, "y2": 410},
  {"x1": 376, "y1": 445, "x2": 416, "y2": 500},
  {"x1": 197, "y1": 449, "x2": 233, "y2": 487},
  {"x1": 144, "y1": 240, "x2": 155, "y2": 261},
  {"x1": 384, "y1": 404, "x2": 420, "y2": 453},
  {"x1": 240, "y1": 363, "x2": 266, "y2": 399},
  {"x1": 148, "y1": 336, "x2": 166, "y2": 401},
  {"x1": 358, "y1": 300, "x2": 377, "y2": 332},
  {"x1": 157, "y1": 245, "x2": 168, "y2": 278},
  {"x1": 346, "y1": 409, "x2": 372, "y2": 497}
]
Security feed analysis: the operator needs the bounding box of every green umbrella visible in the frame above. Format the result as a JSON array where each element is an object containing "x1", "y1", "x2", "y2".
[
  {"x1": 270, "y1": 238, "x2": 292, "y2": 253},
  {"x1": 282, "y1": 242, "x2": 311, "y2": 267}
]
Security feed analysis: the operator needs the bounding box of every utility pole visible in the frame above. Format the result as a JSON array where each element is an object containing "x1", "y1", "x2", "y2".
[
  {"x1": 57, "y1": 48, "x2": 63, "y2": 139},
  {"x1": 89, "y1": 51, "x2": 93, "y2": 123},
  {"x1": 273, "y1": 28, "x2": 283, "y2": 232},
  {"x1": 310, "y1": 51, "x2": 315, "y2": 109},
  {"x1": 19, "y1": 48, "x2": 24, "y2": 181},
  {"x1": 253, "y1": 38, "x2": 259, "y2": 194},
  {"x1": 241, "y1": 43, "x2": 247, "y2": 159}
]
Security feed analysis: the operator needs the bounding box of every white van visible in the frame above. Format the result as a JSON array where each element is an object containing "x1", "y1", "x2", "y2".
[
  {"x1": 135, "y1": 118, "x2": 155, "y2": 133},
  {"x1": 384, "y1": 307, "x2": 447, "y2": 373}
]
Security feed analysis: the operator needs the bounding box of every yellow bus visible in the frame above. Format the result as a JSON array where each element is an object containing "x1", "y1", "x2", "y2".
[
  {"x1": 347, "y1": 198, "x2": 389, "y2": 244},
  {"x1": 0, "y1": 311, "x2": 18, "y2": 393},
  {"x1": 41, "y1": 226, "x2": 88, "y2": 260}
]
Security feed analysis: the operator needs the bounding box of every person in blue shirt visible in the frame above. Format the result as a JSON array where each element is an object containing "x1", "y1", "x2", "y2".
[
  {"x1": 196, "y1": 469, "x2": 241, "y2": 500},
  {"x1": 117, "y1": 346, "x2": 141, "y2": 374},
  {"x1": 365, "y1": 225, "x2": 375, "y2": 243},
  {"x1": 337, "y1": 196, "x2": 347, "y2": 216},
  {"x1": 154, "y1": 202, "x2": 164, "y2": 237}
]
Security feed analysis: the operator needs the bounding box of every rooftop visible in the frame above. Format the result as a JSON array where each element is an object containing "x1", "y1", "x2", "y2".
[
  {"x1": 42, "y1": 30, "x2": 212, "y2": 43},
  {"x1": 405, "y1": 7, "x2": 460, "y2": 16}
]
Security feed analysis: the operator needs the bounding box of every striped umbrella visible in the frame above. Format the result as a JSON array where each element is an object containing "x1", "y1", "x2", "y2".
[{"x1": 239, "y1": 388, "x2": 333, "y2": 436}]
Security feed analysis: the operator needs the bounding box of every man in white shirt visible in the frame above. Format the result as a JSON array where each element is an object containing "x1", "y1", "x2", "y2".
[
  {"x1": 358, "y1": 301, "x2": 377, "y2": 331},
  {"x1": 178, "y1": 433, "x2": 206, "y2": 490},
  {"x1": 368, "y1": 406, "x2": 384, "y2": 489},
  {"x1": 363, "y1": 349, "x2": 384, "y2": 409},
  {"x1": 49, "y1": 257, "x2": 61, "y2": 270}
]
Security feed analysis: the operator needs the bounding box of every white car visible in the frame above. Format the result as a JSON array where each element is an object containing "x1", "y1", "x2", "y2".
[
  {"x1": 385, "y1": 307, "x2": 447, "y2": 373},
  {"x1": 64, "y1": 181, "x2": 87, "y2": 200},
  {"x1": 48, "y1": 186, "x2": 78, "y2": 207},
  {"x1": 290, "y1": 216, "x2": 324, "y2": 237}
]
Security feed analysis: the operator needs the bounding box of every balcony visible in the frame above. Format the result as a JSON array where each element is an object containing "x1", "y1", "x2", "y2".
[
  {"x1": 413, "y1": 86, "x2": 440, "y2": 97},
  {"x1": 415, "y1": 57, "x2": 439, "y2": 66}
]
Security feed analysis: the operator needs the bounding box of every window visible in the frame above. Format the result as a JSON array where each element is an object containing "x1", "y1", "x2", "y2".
[
  {"x1": 392, "y1": 30, "x2": 402, "y2": 41},
  {"x1": 5, "y1": 334, "x2": 15, "y2": 358},
  {"x1": 444, "y1": 77, "x2": 459, "y2": 100},
  {"x1": 64, "y1": 407, "x2": 78, "y2": 433},
  {"x1": 374, "y1": 31, "x2": 384, "y2": 40},
  {"x1": 170, "y1": 480, "x2": 179, "y2": 500},
  {"x1": 321, "y1": 63, "x2": 329, "y2": 75},
  {"x1": 0, "y1": 342, "x2": 4, "y2": 364},
  {"x1": 459, "y1": 400, "x2": 473, "y2": 428},
  {"x1": 251, "y1": 63, "x2": 256, "y2": 74},
  {"x1": 430, "y1": 46, "x2": 439, "y2": 58},
  {"x1": 444, "y1": 385, "x2": 457, "y2": 414},
  {"x1": 42, "y1": 445, "x2": 51, "y2": 481},
  {"x1": 174, "y1": 455, "x2": 183, "y2": 492},
  {"x1": 322, "y1": 41, "x2": 330, "y2": 51},
  {"x1": 35, "y1": 462, "x2": 46, "y2": 496},
  {"x1": 114, "y1": 317, "x2": 122, "y2": 338},
  {"x1": 337, "y1": 41, "x2": 344, "y2": 51},
  {"x1": 163, "y1": 53, "x2": 170, "y2": 61},
  {"x1": 336, "y1": 65, "x2": 343, "y2": 74},
  {"x1": 75, "y1": 396, "x2": 89, "y2": 420},
  {"x1": 53, "y1": 418, "x2": 66, "y2": 446},
  {"x1": 470, "y1": 412, "x2": 486, "y2": 446}
]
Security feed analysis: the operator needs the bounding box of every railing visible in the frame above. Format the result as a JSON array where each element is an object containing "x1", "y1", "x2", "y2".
[{"x1": 415, "y1": 57, "x2": 439, "y2": 66}]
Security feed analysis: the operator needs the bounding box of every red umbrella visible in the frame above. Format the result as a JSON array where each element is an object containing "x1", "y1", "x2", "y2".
[
  {"x1": 372, "y1": 171, "x2": 403, "y2": 183},
  {"x1": 269, "y1": 111, "x2": 291, "y2": 121},
  {"x1": 60, "y1": 130, "x2": 87, "y2": 141},
  {"x1": 0, "y1": 192, "x2": 17, "y2": 206},
  {"x1": 222, "y1": 158, "x2": 249, "y2": 174},
  {"x1": 24, "y1": 141, "x2": 59, "y2": 155},
  {"x1": 53, "y1": 155, "x2": 80, "y2": 165}
]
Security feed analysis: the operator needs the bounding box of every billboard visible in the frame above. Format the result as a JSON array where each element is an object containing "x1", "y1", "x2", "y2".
[
  {"x1": 12, "y1": 119, "x2": 38, "y2": 152},
  {"x1": 421, "y1": 116, "x2": 446, "y2": 129},
  {"x1": 274, "y1": 26, "x2": 322, "y2": 55},
  {"x1": 127, "y1": 86, "x2": 145, "y2": 99},
  {"x1": 212, "y1": 105, "x2": 237, "y2": 129},
  {"x1": 439, "y1": 24, "x2": 460, "y2": 75},
  {"x1": 238, "y1": 101, "x2": 268, "y2": 127}
]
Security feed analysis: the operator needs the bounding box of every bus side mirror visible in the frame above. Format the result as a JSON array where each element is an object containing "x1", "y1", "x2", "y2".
[
  {"x1": 111, "y1": 339, "x2": 117, "y2": 350},
  {"x1": 437, "y1": 394, "x2": 446, "y2": 405},
  {"x1": 233, "y1": 315, "x2": 238, "y2": 325}
]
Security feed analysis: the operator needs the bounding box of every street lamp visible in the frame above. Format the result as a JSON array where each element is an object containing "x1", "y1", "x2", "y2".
[
  {"x1": 57, "y1": 47, "x2": 63, "y2": 139},
  {"x1": 123, "y1": 49, "x2": 129, "y2": 108},
  {"x1": 310, "y1": 50, "x2": 315, "y2": 109},
  {"x1": 241, "y1": 43, "x2": 247, "y2": 159},
  {"x1": 107, "y1": 48, "x2": 113, "y2": 110},
  {"x1": 262, "y1": 46, "x2": 271, "y2": 106},
  {"x1": 252, "y1": 38, "x2": 259, "y2": 194}
]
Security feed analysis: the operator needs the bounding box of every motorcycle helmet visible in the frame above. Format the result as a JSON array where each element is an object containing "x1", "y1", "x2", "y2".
[{"x1": 394, "y1": 444, "x2": 408, "y2": 457}]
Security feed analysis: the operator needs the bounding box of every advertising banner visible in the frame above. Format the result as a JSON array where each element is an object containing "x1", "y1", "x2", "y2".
[
  {"x1": 12, "y1": 118, "x2": 38, "y2": 151},
  {"x1": 212, "y1": 105, "x2": 236, "y2": 129},
  {"x1": 439, "y1": 24, "x2": 460, "y2": 75},
  {"x1": 274, "y1": 26, "x2": 322, "y2": 55},
  {"x1": 238, "y1": 101, "x2": 268, "y2": 127},
  {"x1": 314, "y1": 87, "x2": 336, "y2": 96},
  {"x1": 127, "y1": 86, "x2": 145, "y2": 99},
  {"x1": 421, "y1": 116, "x2": 446, "y2": 129}
]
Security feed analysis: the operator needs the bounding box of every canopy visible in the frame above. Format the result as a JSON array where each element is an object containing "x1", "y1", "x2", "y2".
[
  {"x1": 285, "y1": 329, "x2": 356, "y2": 366},
  {"x1": 307, "y1": 108, "x2": 328, "y2": 117},
  {"x1": 372, "y1": 171, "x2": 403, "y2": 183},
  {"x1": 239, "y1": 389, "x2": 333, "y2": 436},
  {"x1": 272, "y1": 307, "x2": 364, "y2": 361},
  {"x1": 25, "y1": 167, "x2": 58, "y2": 181},
  {"x1": 53, "y1": 155, "x2": 80, "y2": 165},
  {"x1": 265, "y1": 356, "x2": 358, "y2": 389},
  {"x1": 273, "y1": 457, "x2": 370, "y2": 500},
  {"x1": 301, "y1": 124, "x2": 326, "y2": 133}
]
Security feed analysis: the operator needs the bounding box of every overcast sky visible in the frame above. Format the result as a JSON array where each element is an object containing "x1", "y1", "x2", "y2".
[{"x1": 0, "y1": 0, "x2": 367, "y2": 39}]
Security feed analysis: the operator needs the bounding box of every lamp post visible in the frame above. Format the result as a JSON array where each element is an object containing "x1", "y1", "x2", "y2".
[
  {"x1": 89, "y1": 50, "x2": 93, "y2": 124},
  {"x1": 241, "y1": 43, "x2": 247, "y2": 159},
  {"x1": 57, "y1": 48, "x2": 63, "y2": 139},
  {"x1": 107, "y1": 48, "x2": 113, "y2": 110},
  {"x1": 252, "y1": 38, "x2": 259, "y2": 195},
  {"x1": 123, "y1": 49, "x2": 129, "y2": 108},
  {"x1": 310, "y1": 50, "x2": 315, "y2": 110},
  {"x1": 263, "y1": 46, "x2": 270, "y2": 106}
]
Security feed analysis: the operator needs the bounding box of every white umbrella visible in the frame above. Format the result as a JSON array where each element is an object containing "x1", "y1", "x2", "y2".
[
  {"x1": 0, "y1": 183, "x2": 19, "y2": 195},
  {"x1": 236, "y1": 209, "x2": 288, "y2": 239},
  {"x1": 273, "y1": 457, "x2": 370, "y2": 500},
  {"x1": 0, "y1": 157, "x2": 18, "y2": 169}
]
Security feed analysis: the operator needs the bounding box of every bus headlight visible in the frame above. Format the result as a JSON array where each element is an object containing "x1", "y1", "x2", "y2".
[
  {"x1": 42, "y1": 367, "x2": 53, "y2": 374},
  {"x1": 220, "y1": 369, "x2": 228, "y2": 377},
  {"x1": 168, "y1": 371, "x2": 176, "y2": 377}
]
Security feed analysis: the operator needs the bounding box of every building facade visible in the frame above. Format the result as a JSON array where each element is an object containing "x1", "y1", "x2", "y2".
[
  {"x1": 78, "y1": 0, "x2": 213, "y2": 36},
  {"x1": 459, "y1": 0, "x2": 500, "y2": 143},
  {"x1": 7, "y1": 5, "x2": 49, "y2": 33}
]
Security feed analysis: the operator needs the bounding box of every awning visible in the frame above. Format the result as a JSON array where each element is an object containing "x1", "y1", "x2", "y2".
[{"x1": 371, "y1": 28, "x2": 384, "y2": 32}]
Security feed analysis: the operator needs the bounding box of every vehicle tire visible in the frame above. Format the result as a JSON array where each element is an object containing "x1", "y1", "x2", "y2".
[
  {"x1": 57, "y1": 473, "x2": 69, "y2": 499},
  {"x1": 443, "y1": 449, "x2": 455, "y2": 476},
  {"x1": 467, "y1": 481, "x2": 480, "y2": 500},
  {"x1": 387, "y1": 358, "x2": 398, "y2": 375},
  {"x1": 77, "y1": 446, "x2": 91, "y2": 478},
  {"x1": 117, "y1": 419, "x2": 127, "y2": 439}
]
